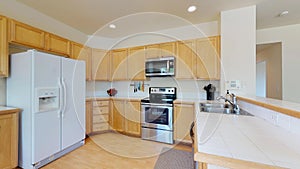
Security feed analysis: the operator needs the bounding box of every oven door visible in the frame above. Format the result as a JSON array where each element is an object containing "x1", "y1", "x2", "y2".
[{"x1": 141, "y1": 103, "x2": 173, "y2": 131}]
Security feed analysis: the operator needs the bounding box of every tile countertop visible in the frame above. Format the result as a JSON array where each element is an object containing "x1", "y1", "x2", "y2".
[
  {"x1": 0, "y1": 106, "x2": 21, "y2": 115},
  {"x1": 194, "y1": 105, "x2": 300, "y2": 169}
]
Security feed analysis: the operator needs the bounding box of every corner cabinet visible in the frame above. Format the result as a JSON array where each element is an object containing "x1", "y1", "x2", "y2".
[
  {"x1": 0, "y1": 16, "x2": 8, "y2": 77},
  {"x1": 127, "y1": 46, "x2": 146, "y2": 81},
  {"x1": 70, "y1": 42, "x2": 92, "y2": 81},
  {"x1": 0, "y1": 109, "x2": 20, "y2": 169},
  {"x1": 111, "y1": 100, "x2": 125, "y2": 132},
  {"x1": 174, "y1": 103, "x2": 194, "y2": 143},
  {"x1": 111, "y1": 49, "x2": 128, "y2": 81},
  {"x1": 91, "y1": 49, "x2": 110, "y2": 81}
]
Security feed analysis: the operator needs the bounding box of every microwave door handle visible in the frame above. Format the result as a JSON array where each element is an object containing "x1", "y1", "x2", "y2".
[{"x1": 167, "y1": 60, "x2": 169, "y2": 71}]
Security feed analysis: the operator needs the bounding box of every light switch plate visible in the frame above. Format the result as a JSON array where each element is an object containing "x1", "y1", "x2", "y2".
[{"x1": 225, "y1": 80, "x2": 241, "y2": 90}]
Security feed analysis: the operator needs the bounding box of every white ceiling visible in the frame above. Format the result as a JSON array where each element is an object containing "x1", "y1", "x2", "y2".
[{"x1": 17, "y1": 0, "x2": 300, "y2": 38}]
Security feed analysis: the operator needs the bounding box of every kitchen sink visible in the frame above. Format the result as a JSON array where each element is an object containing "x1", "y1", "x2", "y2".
[{"x1": 199, "y1": 102, "x2": 253, "y2": 116}]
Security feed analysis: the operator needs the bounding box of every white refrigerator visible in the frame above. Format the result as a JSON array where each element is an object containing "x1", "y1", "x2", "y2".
[{"x1": 7, "y1": 50, "x2": 86, "y2": 169}]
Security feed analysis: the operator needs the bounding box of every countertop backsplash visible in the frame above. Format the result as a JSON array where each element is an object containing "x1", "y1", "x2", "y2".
[{"x1": 86, "y1": 78, "x2": 220, "y2": 100}]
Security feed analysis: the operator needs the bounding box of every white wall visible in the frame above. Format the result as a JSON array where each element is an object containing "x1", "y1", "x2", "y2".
[
  {"x1": 0, "y1": 0, "x2": 87, "y2": 44},
  {"x1": 86, "y1": 21, "x2": 219, "y2": 50},
  {"x1": 257, "y1": 24, "x2": 300, "y2": 103},
  {"x1": 220, "y1": 6, "x2": 256, "y2": 96}
]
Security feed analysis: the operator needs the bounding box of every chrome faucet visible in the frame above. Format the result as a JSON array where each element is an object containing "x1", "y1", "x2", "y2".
[{"x1": 216, "y1": 93, "x2": 240, "y2": 114}]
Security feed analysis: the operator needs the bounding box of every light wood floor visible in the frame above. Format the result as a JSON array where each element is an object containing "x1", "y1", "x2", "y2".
[{"x1": 41, "y1": 132, "x2": 192, "y2": 169}]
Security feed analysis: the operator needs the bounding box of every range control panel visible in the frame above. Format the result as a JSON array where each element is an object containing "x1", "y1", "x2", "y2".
[{"x1": 150, "y1": 87, "x2": 176, "y2": 95}]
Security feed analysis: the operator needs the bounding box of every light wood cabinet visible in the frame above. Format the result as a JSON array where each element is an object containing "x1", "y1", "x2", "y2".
[
  {"x1": 111, "y1": 100, "x2": 125, "y2": 132},
  {"x1": 92, "y1": 100, "x2": 110, "y2": 132},
  {"x1": 174, "y1": 103, "x2": 194, "y2": 143},
  {"x1": 176, "y1": 40, "x2": 197, "y2": 79},
  {"x1": 0, "y1": 111, "x2": 19, "y2": 169},
  {"x1": 8, "y1": 19, "x2": 45, "y2": 49},
  {"x1": 45, "y1": 33, "x2": 70, "y2": 56},
  {"x1": 71, "y1": 42, "x2": 92, "y2": 81},
  {"x1": 91, "y1": 49, "x2": 110, "y2": 81},
  {"x1": 85, "y1": 101, "x2": 92, "y2": 135},
  {"x1": 127, "y1": 46, "x2": 146, "y2": 81},
  {"x1": 124, "y1": 101, "x2": 141, "y2": 136},
  {"x1": 196, "y1": 36, "x2": 220, "y2": 79},
  {"x1": 145, "y1": 42, "x2": 176, "y2": 59},
  {"x1": 111, "y1": 49, "x2": 128, "y2": 81},
  {"x1": 0, "y1": 15, "x2": 8, "y2": 77}
]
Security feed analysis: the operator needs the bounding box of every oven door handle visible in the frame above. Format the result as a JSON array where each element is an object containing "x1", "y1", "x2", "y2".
[{"x1": 141, "y1": 103, "x2": 173, "y2": 107}]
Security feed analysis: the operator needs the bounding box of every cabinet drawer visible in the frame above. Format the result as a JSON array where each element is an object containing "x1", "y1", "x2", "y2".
[
  {"x1": 93, "y1": 122, "x2": 109, "y2": 132},
  {"x1": 93, "y1": 101, "x2": 109, "y2": 107},
  {"x1": 93, "y1": 106, "x2": 109, "y2": 114},
  {"x1": 93, "y1": 114, "x2": 108, "y2": 123}
]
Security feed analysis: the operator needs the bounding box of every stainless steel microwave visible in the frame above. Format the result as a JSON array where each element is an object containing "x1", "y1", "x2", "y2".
[{"x1": 145, "y1": 57, "x2": 175, "y2": 77}]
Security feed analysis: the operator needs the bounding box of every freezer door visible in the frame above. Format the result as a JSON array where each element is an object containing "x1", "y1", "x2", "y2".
[
  {"x1": 32, "y1": 51, "x2": 61, "y2": 163},
  {"x1": 61, "y1": 58, "x2": 86, "y2": 150}
]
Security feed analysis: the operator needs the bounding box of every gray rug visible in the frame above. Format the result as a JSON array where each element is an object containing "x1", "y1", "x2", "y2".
[{"x1": 154, "y1": 147, "x2": 194, "y2": 169}]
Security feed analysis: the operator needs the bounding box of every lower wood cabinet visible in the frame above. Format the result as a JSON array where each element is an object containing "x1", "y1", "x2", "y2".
[
  {"x1": 85, "y1": 100, "x2": 92, "y2": 135},
  {"x1": 174, "y1": 103, "x2": 194, "y2": 143},
  {"x1": 92, "y1": 100, "x2": 110, "y2": 133},
  {"x1": 0, "y1": 110, "x2": 19, "y2": 169},
  {"x1": 111, "y1": 100, "x2": 125, "y2": 132},
  {"x1": 124, "y1": 100, "x2": 141, "y2": 136}
]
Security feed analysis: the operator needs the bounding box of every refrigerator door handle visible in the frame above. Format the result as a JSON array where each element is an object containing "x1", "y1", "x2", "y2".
[
  {"x1": 61, "y1": 78, "x2": 67, "y2": 118},
  {"x1": 58, "y1": 78, "x2": 63, "y2": 118}
]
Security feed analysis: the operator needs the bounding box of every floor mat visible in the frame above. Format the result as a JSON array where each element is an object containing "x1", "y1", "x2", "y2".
[{"x1": 154, "y1": 147, "x2": 194, "y2": 169}]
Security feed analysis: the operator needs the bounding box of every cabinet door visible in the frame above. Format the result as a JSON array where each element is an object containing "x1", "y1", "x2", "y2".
[
  {"x1": 92, "y1": 49, "x2": 110, "y2": 81},
  {"x1": 145, "y1": 44, "x2": 160, "y2": 59},
  {"x1": 45, "y1": 33, "x2": 70, "y2": 56},
  {"x1": 176, "y1": 40, "x2": 196, "y2": 79},
  {"x1": 85, "y1": 101, "x2": 92, "y2": 135},
  {"x1": 0, "y1": 16, "x2": 8, "y2": 77},
  {"x1": 8, "y1": 19, "x2": 45, "y2": 49},
  {"x1": 174, "y1": 104, "x2": 194, "y2": 143},
  {"x1": 111, "y1": 49, "x2": 128, "y2": 81},
  {"x1": 196, "y1": 36, "x2": 220, "y2": 79},
  {"x1": 0, "y1": 113, "x2": 18, "y2": 169},
  {"x1": 71, "y1": 42, "x2": 92, "y2": 80},
  {"x1": 112, "y1": 100, "x2": 125, "y2": 132},
  {"x1": 128, "y1": 46, "x2": 146, "y2": 81},
  {"x1": 125, "y1": 101, "x2": 141, "y2": 136},
  {"x1": 161, "y1": 42, "x2": 176, "y2": 57}
]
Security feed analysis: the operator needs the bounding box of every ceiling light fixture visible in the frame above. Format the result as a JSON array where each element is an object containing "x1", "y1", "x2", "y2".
[
  {"x1": 279, "y1": 10, "x2": 289, "y2": 17},
  {"x1": 109, "y1": 24, "x2": 116, "y2": 29},
  {"x1": 187, "y1": 5, "x2": 197, "y2": 13}
]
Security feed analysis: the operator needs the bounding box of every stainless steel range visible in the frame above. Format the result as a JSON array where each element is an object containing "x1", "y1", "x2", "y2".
[{"x1": 141, "y1": 87, "x2": 176, "y2": 144}]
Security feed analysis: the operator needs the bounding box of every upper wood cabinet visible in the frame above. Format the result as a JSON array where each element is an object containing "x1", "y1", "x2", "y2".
[
  {"x1": 111, "y1": 49, "x2": 128, "y2": 81},
  {"x1": 91, "y1": 49, "x2": 110, "y2": 81},
  {"x1": 176, "y1": 40, "x2": 197, "y2": 79},
  {"x1": 45, "y1": 33, "x2": 70, "y2": 56},
  {"x1": 8, "y1": 19, "x2": 45, "y2": 49},
  {"x1": 0, "y1": 15, "x2": 8, "y2": 77},
  {"x1": 127, "y1": 46, "x2": 146, "y2": 81},
  {"x1": 124, "y1": 100, "x2": 141, "y2": 136},
  {"x1": 174, "y1": 103, "x2": 194, "y2": 143},
  {"x1": 71, "y1": 42, "x2": 92, "y2": 81},
  {"x1": 196, "y1": 36, "x2": 220, "y2": 80},
  {"x1": 145, "y1": 42, "x2": 176, "y2": 59}
]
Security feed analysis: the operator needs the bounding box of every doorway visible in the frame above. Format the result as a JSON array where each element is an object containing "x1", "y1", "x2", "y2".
[{"x1": 256, "y1": 42, "x2": 282, "y2": 100}]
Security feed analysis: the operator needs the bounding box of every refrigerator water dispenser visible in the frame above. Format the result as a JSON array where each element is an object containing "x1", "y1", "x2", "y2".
[{"x1": 36, "y1": 88, "x2": 59, "y2": 112}]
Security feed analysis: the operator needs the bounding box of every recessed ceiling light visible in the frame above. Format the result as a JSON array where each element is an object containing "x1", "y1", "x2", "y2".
[
  {"x1": 109, "y1": 24, "x2": 116, "y2": 29},
  {"x1": 279, "y1": 10, "x2": 289, "y2": 17},
  {"x1": 187, "y1": 5, "x2": 197, "y2": 13}
]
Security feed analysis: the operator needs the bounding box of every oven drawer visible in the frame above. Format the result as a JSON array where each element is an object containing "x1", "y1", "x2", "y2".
[{"x1": 141, "y1": 127, "x2": 174, "y2": 144}]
